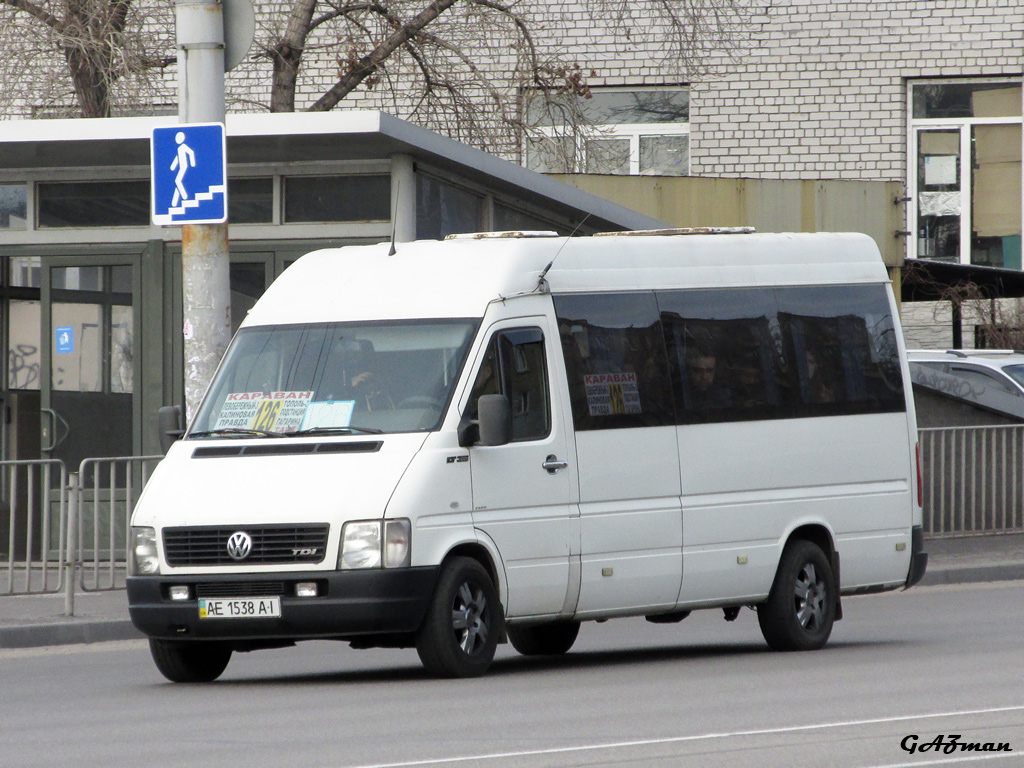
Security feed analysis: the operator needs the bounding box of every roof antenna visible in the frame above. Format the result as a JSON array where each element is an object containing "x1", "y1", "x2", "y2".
[
  {"x1": 388, "y1": 181, "x2": 400, "y2": 256},
  {"x1": 536, "y1": 213, "x2": 590, "y2": 291}
]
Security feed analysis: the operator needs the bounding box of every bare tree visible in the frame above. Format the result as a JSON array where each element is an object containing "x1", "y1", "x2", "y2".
[
  {"x1": 903, "y1": 260, "x2": 1024, "y2": 349},
  {"x1": 259, "y1": 0, "x2": 762, "y2": 155},
  {"x1": 0, "y1": 0, "x2": 175, "y2": 118},
  {"x1": 0, "y1": 0, "x2": 762, "y2": 155}
]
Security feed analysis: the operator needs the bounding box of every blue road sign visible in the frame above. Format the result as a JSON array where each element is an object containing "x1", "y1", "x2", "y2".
[
  {"x1": 151, "y1": 123, "x2": 227, "y2": 225},
  {"x1": 55, "y1": 326, "x2": 74, "y2": 354}
]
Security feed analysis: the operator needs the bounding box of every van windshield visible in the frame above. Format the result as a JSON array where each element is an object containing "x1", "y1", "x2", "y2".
[{"x1": 189, "y1": 320, "x2": 478, "y2": 437}]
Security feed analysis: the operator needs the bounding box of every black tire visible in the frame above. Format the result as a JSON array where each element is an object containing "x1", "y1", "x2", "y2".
[
  {"x1": 149, "y1": 639, "x2": 232, "y2": 683},
  {"x1": 507, "y1": 621, "x2": 580, "y2": 656},
  {"x1": 758, "y1": 540, "x2": 836, "y2": 652},
  {"x1": 416, "y1": 557, "x2": 500, "y2": 678}
]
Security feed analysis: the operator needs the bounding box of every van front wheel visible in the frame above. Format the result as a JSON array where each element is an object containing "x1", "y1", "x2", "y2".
[
  {"x1": 416, "y1": 557, "x2": 500, "y2": 678},
  {"x1": 507, "y1": 621, "x2": 580, "y2": 656},
  {"x1": 149, "y1": 639, "x2": 232, "y2": 683},
  {"x1": 758, "y1": 540, "x2": 836, "y2": 651}
]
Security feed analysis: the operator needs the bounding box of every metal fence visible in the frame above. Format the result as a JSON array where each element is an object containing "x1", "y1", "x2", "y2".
[
  {"x1": 1, "y1": 456, "x2": 160, "y2": 605},
  {"x1": 919, "y1": 425, "x2": 1024, "y2": 538},
  {"x1": 3, "y1": 428, "x2": 1023, "y2": 602},
  {"x1": 0, "y1": 460, "x2": 68, "y2": 595}
]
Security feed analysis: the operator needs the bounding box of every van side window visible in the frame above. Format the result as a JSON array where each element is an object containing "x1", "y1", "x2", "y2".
[
  {"x1": 658, "y1": 284, "x2": 905, "y2": 424},
  {"x1": 468, "y1": 328, "x2": 551, "y2": 441},
  {"x1": 553, "y1": 293, "x2": 675, "y2": 431}
]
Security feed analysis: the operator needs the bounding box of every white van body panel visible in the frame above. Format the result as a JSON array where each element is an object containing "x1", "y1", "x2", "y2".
[{"x1": 133, "y1": 433, "x2": 427, "y2": 574}]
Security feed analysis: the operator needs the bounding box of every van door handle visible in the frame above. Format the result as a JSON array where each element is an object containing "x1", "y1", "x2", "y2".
[{"x1": 542, "y1": 455, "x2": 568, "y2": 474}]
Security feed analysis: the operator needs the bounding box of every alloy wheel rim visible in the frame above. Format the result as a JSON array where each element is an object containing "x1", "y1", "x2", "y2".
[
  {"x1": 794, "y1": 562, "x2": 826, "y2": 630},
  {"x1": 452, "y1": 581, "x2": 489, "y2": 655}
]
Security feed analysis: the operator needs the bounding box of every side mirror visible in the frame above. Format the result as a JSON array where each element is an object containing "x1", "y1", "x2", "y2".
[
  {"x1": 157, "y1": 405, "x2": 184, "y2": 454},
  {"x1": 477, "y1": 394, "x2": 512, "y2": 447}
]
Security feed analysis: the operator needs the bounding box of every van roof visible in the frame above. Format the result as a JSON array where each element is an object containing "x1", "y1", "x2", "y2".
[{"x1": 244, "y1": 231, "x2": 889, "y2": 327}]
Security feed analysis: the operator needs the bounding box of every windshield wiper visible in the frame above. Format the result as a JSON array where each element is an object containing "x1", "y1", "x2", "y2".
[
  {"x1": 188, "y1": 428, "x2": 287, "y2": 439},
  {"x1": 290, "y1": 425, "x2": 384, "y2": 436}
]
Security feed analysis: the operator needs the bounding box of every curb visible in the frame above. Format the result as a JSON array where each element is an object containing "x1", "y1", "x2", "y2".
[
  {"x1": 0, "y1": 620, "x2": 143, "y2": 650},
  {"x1": 918, "y1": 563, "x2": 1024, "y2": 587}
]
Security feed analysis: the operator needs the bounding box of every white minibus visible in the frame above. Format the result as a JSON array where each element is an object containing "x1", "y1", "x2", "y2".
[{"x1": 127, "y1": 230, "x2": 927, "y2": 681}]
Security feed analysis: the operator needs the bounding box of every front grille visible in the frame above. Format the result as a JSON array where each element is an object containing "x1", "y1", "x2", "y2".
[
  {"x1": 163, "y1": 525, "x2": 329, "y2": 566},
  {"x1": 194, "y1": 581, "x2": 287, "y2": 598}
]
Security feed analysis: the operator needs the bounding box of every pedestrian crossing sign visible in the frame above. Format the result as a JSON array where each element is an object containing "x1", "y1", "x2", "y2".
[{"x1": 151, "y1": 123, "x2": 228, "y2": 226}]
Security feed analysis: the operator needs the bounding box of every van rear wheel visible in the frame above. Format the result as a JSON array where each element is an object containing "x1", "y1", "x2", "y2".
[
  {"x1": 507, "y1": 621, "x2": 580, "y2": 656},
  {"x1": 149, "y1": 639, "x2": 232, "y2": 683},
  {"x1": 416, "y1": 556, "x2": 500, "y2": 678},
  {"x1": 758, "y1": 540, "x2": 836, "y2": 651}
]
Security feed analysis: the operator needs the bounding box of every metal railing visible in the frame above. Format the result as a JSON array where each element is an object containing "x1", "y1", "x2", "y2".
[
  {"x1": 0, "y1": 460, "x2": 68, "y2": 595},
  {"x1": 3, "y1": 426, "x2": 1024, "y2": 604},
  {"x1": 919, "y1": 425, "x2": 1024, "y2": 538}
]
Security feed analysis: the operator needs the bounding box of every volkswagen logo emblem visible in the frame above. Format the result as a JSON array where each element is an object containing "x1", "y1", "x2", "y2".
[{"x1": 226, "y1": 531, "x2": 253, "y2": 561}]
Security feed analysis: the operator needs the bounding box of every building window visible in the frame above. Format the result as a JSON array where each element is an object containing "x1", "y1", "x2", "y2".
[
  {"x1": 228, "y1": 177, "x2": 273, "y2": 224},
  {"x1": 283, "y1": 175, "x2": 390, "y2": 223},
  {"x1": 415, "y1": 174, "x2": 483, "y2": 239},
  {"x1": 909, "y1": 80, "x2": 1022, "y2": 269},
  {"x1": 38, "y1": 181, "x2": 149, "y2": 228},
  {"x1": 526, "y1": 88, "x2": 689, "y2": 176},
  {"x1": 0, "y1": 183, "x2": 27, "y2": 230}
]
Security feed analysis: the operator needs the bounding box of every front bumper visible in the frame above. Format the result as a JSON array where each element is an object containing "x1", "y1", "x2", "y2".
[
  {"x1": 905, "y1": 525, "x2": 928, "y2": 589},
  {"x1": 127, "y1": 567, "x2": 439, "y2": 642}
]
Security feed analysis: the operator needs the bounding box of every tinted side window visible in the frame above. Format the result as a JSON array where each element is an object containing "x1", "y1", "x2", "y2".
[
  {"x1": 467, "y1": 328, "x2": 550, "y2": 441},
  {"x1": 659, "y1": 284, "x2": 905, "y2": 424},
  {"x1": 554, "y1": 293, "x2": 674, "y2": 430},
  {"x1": 659, "y1": 289, "x2": 781, "y2": 424},
  {"x1": 776, "y1": 285, "x2": 905, "y2": 416}
]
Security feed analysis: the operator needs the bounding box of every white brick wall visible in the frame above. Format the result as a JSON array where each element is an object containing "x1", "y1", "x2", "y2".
[{"x1": 690, "y1": 0, "x2": 1024, "y2": 181}]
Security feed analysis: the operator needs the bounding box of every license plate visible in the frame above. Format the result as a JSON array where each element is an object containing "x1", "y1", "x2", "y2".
[{"x1": 198, "y1": 597, "x2": 281, "y2": 619}]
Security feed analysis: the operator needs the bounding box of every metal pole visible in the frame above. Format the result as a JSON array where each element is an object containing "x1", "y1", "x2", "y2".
[
  {"x1": 64, "y1": 473, "x2": 79, "y2": 616},
  {"x1": 176, "y1": 0, "x2": 231, "y2": 422}
]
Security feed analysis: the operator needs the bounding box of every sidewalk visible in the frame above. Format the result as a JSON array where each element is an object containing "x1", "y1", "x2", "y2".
[{"x1": 1, "y1": 533, "x2": 1022, "y2": 649}]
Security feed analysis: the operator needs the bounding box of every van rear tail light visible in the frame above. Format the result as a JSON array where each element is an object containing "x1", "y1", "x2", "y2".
[{"x1": 915, "y1": 442, "x2": 923, "y2": 508}]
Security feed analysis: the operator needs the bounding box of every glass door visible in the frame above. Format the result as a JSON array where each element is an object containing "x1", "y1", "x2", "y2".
[{"x1": 41, "y1": 260, "x2": 137, "y2": 468}]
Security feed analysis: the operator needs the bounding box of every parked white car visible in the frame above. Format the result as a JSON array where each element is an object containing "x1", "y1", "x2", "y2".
[{"x1": 906, "y1": 349, "x2": 1024, "y2": 399}]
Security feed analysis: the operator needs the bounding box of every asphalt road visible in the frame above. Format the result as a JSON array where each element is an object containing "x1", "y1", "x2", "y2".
[{"x1": 2, "y1": 581, "x2": 1022, "y2": 768}]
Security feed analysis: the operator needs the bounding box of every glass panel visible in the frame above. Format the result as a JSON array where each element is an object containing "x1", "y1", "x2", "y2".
[
  {"x1": 190, "y1": 320, "x2": 478, "y2": 436},
  {"x1": 585, "y1": 138, "x2": 630, "y2": 174},
  {"x1": 916, "y1": 129, "x2": 961, "y2": 261},
  {"x1": 52, "y1": 303, "x2": 103, "y2": 392},
  {"x1": 500, "y1": 331, "x2": 550, "y2": 441},
  {"x1": 415, "y1": 175, "x2": 483, "y2": 240},
  {"x1": 229, "y1": 262, "x2": 266, "y2": 333},
  {"x1": 0, "y1": 183, "x2": 27, "y2": 230},
  {"x1": 525, "y1": 135, "x2": 574, "y2": 173},
  {"x1": 52, "y1": 266, "x2": 104, "y2": 291},
  {"x1": 554, "y1": 292, "x2": 674, "y2": 430},
  {"x1": 284, "y1": 175, "x2": 389, "y2": 222},
  {"x1": 913, "y1": 82, "x2": 1022, "y2": 119},
  {"x1": 110, "y1": 305, "x2": 133, "y2": 394},
  {"x1": 585, "y1": 89, "x2": 689, "y2": 125},
  {"x1": 640, "y1": 134, "x2": 689, "y2": 176},
  {"x1": 228, "y1": 177, "x2": 273, "y2": 224},
  {"x1": 971, "y1": 124, "x2": 1022, "y2": 269},
  {"x1": 38, "y1": 181, "x2": 149, "y2": 227},
  {"x1": 493, "y1": 203, "x2": 563, "y2": 233},
  {"x1": 10, "y1": 257, "x2": 41, "y2": 288},
  {"x1": 8, "y1": 300, "x2": 41, "y2": 390},
  {"x1": 658, "y1": 285, "x2": 903, "y2": 424}
]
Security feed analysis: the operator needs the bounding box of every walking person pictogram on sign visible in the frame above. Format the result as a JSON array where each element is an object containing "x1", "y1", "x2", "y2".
[
  {"x1": 170, "y1": 132, "x2": 197, "y2": 209},
  {"x1": 151, "y1": 123, "x2": 228, "y2": 226}
]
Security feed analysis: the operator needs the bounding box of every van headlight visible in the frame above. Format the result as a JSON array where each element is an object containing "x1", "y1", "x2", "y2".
[
  {"x1": 130, "y1": 527, "x2": 160, "y2": 575},
  {"x1": 339, "y1": 519, "x2": 411, "y2": 569}
]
